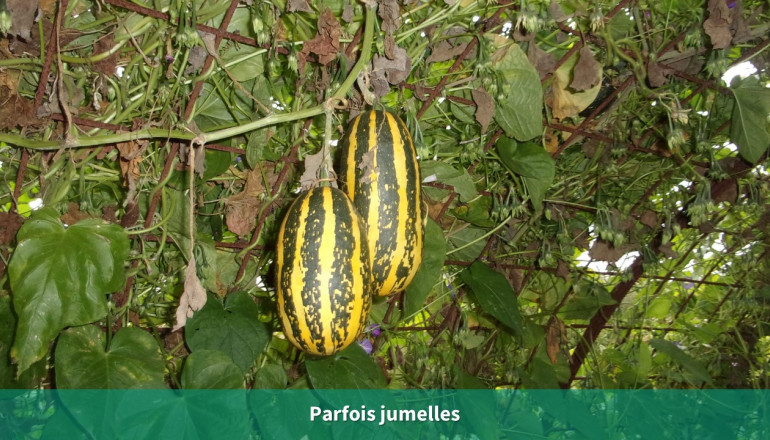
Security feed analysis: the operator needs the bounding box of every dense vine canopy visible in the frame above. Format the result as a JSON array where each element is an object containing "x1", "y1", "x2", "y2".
[{"x1": 0, "y1": 0, "x2": 769, "y2": 392}]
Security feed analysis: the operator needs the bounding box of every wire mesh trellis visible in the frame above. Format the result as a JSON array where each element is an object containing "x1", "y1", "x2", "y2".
[{"x1": 0, "y1": 0, "x2": 769, "y2": 389}]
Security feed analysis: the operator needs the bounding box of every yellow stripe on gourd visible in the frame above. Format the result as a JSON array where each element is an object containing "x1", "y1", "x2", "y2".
[{"x1": 291, "y1": 193, "x2": 313, "y2": 351}]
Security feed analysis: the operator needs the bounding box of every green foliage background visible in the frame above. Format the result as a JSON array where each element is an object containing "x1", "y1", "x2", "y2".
[{"x1": 0, "y1": 0, "x2": 769, "y2": 392}]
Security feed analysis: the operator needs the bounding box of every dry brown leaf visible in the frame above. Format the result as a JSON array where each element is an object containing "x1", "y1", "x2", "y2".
[
  {"x1": 528, "y1": 43, "x2": 556, "y2": 80},
  {"x1": 6, "y1": 0, "x2": 40, "y2": 42},
  {"x1": 299, "y1": 150, "x2": 326, "y2": 190},
  {"x1": 589, "y1": 239, "x2": 638, "y2": 262},
  {"x1": 703, "y1": 0, "x2": 732, "y2": 49},
  {"x1": 299, "y1": 9, "x2": 341, "y2": 70},
  {"x1": 286, "y1": 0, "x2": 313, "y2": 13},
  {"x1": 224, "y1": 166, "x2": 272, "y2": 237},
  {"x1": 426, "y1": 40, "x2": 467, "y2": 64},
  {"x1": 711, "y1": 178, "x2": 738, "y2": 204},
  {"x1": 544, "y1": 127, "x2": 560, "y2": 153},
  {"x1": 570, "y1": 47, "x2": 601, "y2": 92},
  {"x1": 378, "y1": 0, "x2": 401, "y2": 34},
  {"x1": 546, "y1": 50, "x2": 602, "y2": 121},
  {"x1": 373, "y1": 45, "x2": 411, "y2": 85},
  {"x1": 471, "y1": 88, "x2": 494, "y2": 132},
  {"x1": 640, "y1": 210, "x2": 660, "y2": 229},
  {"x1": 342, "y1": 5, "x2": 355, "y2": 23},
  {"x1": 647, "y1": 59, "x2": 669, "y2": 88},
  {"x1": 358, "y1": 149, "x2": 379, "y2": 185},
  {"x1": 545, "y1": 316, "x2": 567, "y2": 364},
  {"x1": 657, "y1": 242, "x2": 678, "y2": 259},
  {"x1": 173, "y1": 257, "x2": 208, "y2": 331},
  {"x1": 556, "y1": 259, "x2": 571, "y2": 282},
  {"x1": 93, "y1": 35, "x2": 119, "y2": 76}
]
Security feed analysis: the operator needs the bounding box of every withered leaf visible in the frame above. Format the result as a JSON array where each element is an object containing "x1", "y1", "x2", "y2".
[
  {"x1": 116, "y1": 139, "x2": 147, "y2": 202},
  {"x1": 570, "y1": 47, "x2": 602, "y2": 92},
  {"x1": 6, "y1": 0, "x2": 40, "y2": 42},
  {"x1": 549, "y1": 1, "x2": 570, "y2": 23},
  {"x1": 372, "y1": 44, "x2": 411, "y2": 85},
  {"x1": 224, "y1": 165, "x2": 272, "y2": 237},
  {"x1": 286, "y1": 0, "x2": 313, "y2": 13},
  {"x1": 173, "y1": 257, "x2": 208, "y2": 331},
  {"x1": 647, "y1": 59, "x2": 669, "y2": 88},
  {"x1": 640, "y1": 210, "x2": 660, "y2": 229},
  {"x1": 657, "y1": 242, "x2": 678, "y2": 259},
  {"x1": 703, "y1": 0, "x2": 732, "y2": 49},
  {"x1": 547, "y1": 50, "x2": 602, "y2": 120},
  {"x1": 556, "y1": 259, "x2": 571, "y2": 282},
  {"x1": 711, "y1": 178, "x2": 738, "y2": 204},
  {"x1": 299, "y1": 150, "x2": 326, "y2": 190},
  {"x1": 471, "y1": 88, "x2": 494, "y2": 132},
  {"x1": 378, "y1": 0, "x2": 401, "y2": 34},
  {"x1": 546, "y1": 316, "x2": 567, "y2": 364},
  {"x1": 342, "y1": 5, "x2": 355, "y2": 23},
  {"x1": 358, "y1": 149, "x2": 378, "y2": 185},
  {"x1": 299, "y1": 9, "x2": 341, "y2": 69},
  {"x1": 589, "y1": 239, "x2": 638, "y2": 263},
  {"x1": 528, "y1": 43, "x2": 556, "y2": 80},
  {"x1": 426, "y1": 40, "x2": 467, "y2": 64}
]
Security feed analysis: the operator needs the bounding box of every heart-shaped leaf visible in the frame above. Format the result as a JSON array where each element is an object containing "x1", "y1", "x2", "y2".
[
  {"x1": 9, "y1": 208, "x2": 129, "y2": 374},
  {"x1": 460, "y1": 261, "x2": 523, "y2": 337},
  {"x1": 492, "y1": 43, "x2": 543, "y2": 141},
  {"x1": 55, "y1": 325, "x2": 166, "y2": 389},
  {"x1": 730, "y1": 76, "x2": 770, "y2": 163},
  {"x1": 305, "y1": 344, "x2": 387, "y2": 389},
  {"x1": 184, "y1": 291, "x2": 270, "y2": 373},
  {"x1": 181, "y1": 350, "x2": 244, "y2": 389}
]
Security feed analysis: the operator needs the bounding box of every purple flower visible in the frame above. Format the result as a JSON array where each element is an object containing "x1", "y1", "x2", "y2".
[
  {"x1": 369, "y1": 324, "x2": 381, "y2": 337},
  {"x1": 358, "y1": 339, "x2": 373, "y2": 354}
]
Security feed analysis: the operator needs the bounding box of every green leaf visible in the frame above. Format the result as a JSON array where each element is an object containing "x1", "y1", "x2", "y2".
[
  {"x1": 452, "y1": 196, "x2": 495, "y2": 227},
  {"x1": 203, "y1": 149, "x2": 232, "y2": 180},
  {"x1": 9, "y1": 208, "x2": 129, "y2": 374},
  {"x1": 305, "y1": 344, "x2": 387, "y2": 389},
  {"x1": 0, "y1": 295, "x2": 45, "y2": 388},
  {"x1": 492, "y1": 44, "x2": 543, "y2": 141},
  {"x1": 404, "y1": 218, "x2": 446, "y2": 318},
  {"x1": 497, "y1": 138, "x2": 555, "y2": 209},
  {"x1": 181, "y1": 350, "x2": 245, "y2": 389},
  {"x1": 221, "y1": 45, "x2": 265, "y2": 82},
  {"x1": 730, "y1": 77, "x2": 770, "y2": 163},
  {"x1": 55, "y1": 325, "x2": 166, "y2": 389},
  {"x1": 253, "y1": 363, "x2": 288, "y2": 389},
  {"x1": 558, "y1": 284, "x2": 616, "y2": 321},
  {"x1": 649, "y1": 339, "x2": 714, "y2": 386},
  {"x1": 185, "y1": 291, "x2": 270, "y2": 373},
  {"x1": 460, "y1": 261, "x2": 523, "y2": 337},
  {"x1": 497, "y1": 138, "x2": 555, "y2": 181},
  {"x1": 420, "y1": 161, "x2": 478, "y2": 202},
  {"x1": 446, "y1": 226, "x2": 487, "y2": 261}
]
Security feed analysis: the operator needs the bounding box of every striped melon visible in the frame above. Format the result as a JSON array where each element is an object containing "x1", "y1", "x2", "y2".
[
  {"x1": 275, "y1": 187, "x2": 372, "y2": 356},
  {"x1": 339, "y1": 110, "x2": 423, "y2": 296}
]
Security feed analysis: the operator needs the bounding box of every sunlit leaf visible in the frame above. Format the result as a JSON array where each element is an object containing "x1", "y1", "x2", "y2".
[
  {"x1": 730, "y1": 76, "x2": 770, "y2": 163},
  {"x1": 55, "y1": 325, "x2": 166, "y2": 389},
  {"x1": 9, "y1": 208, "x2": 129, "y2": 374},
  {"x1": 491, "y1": 43, "x2": 543, "y2": 141}
]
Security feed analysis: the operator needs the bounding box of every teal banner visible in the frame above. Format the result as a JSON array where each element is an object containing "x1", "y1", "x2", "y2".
[{"x1": 1, "y1": 389, "x2": 768, "y2": 439}]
